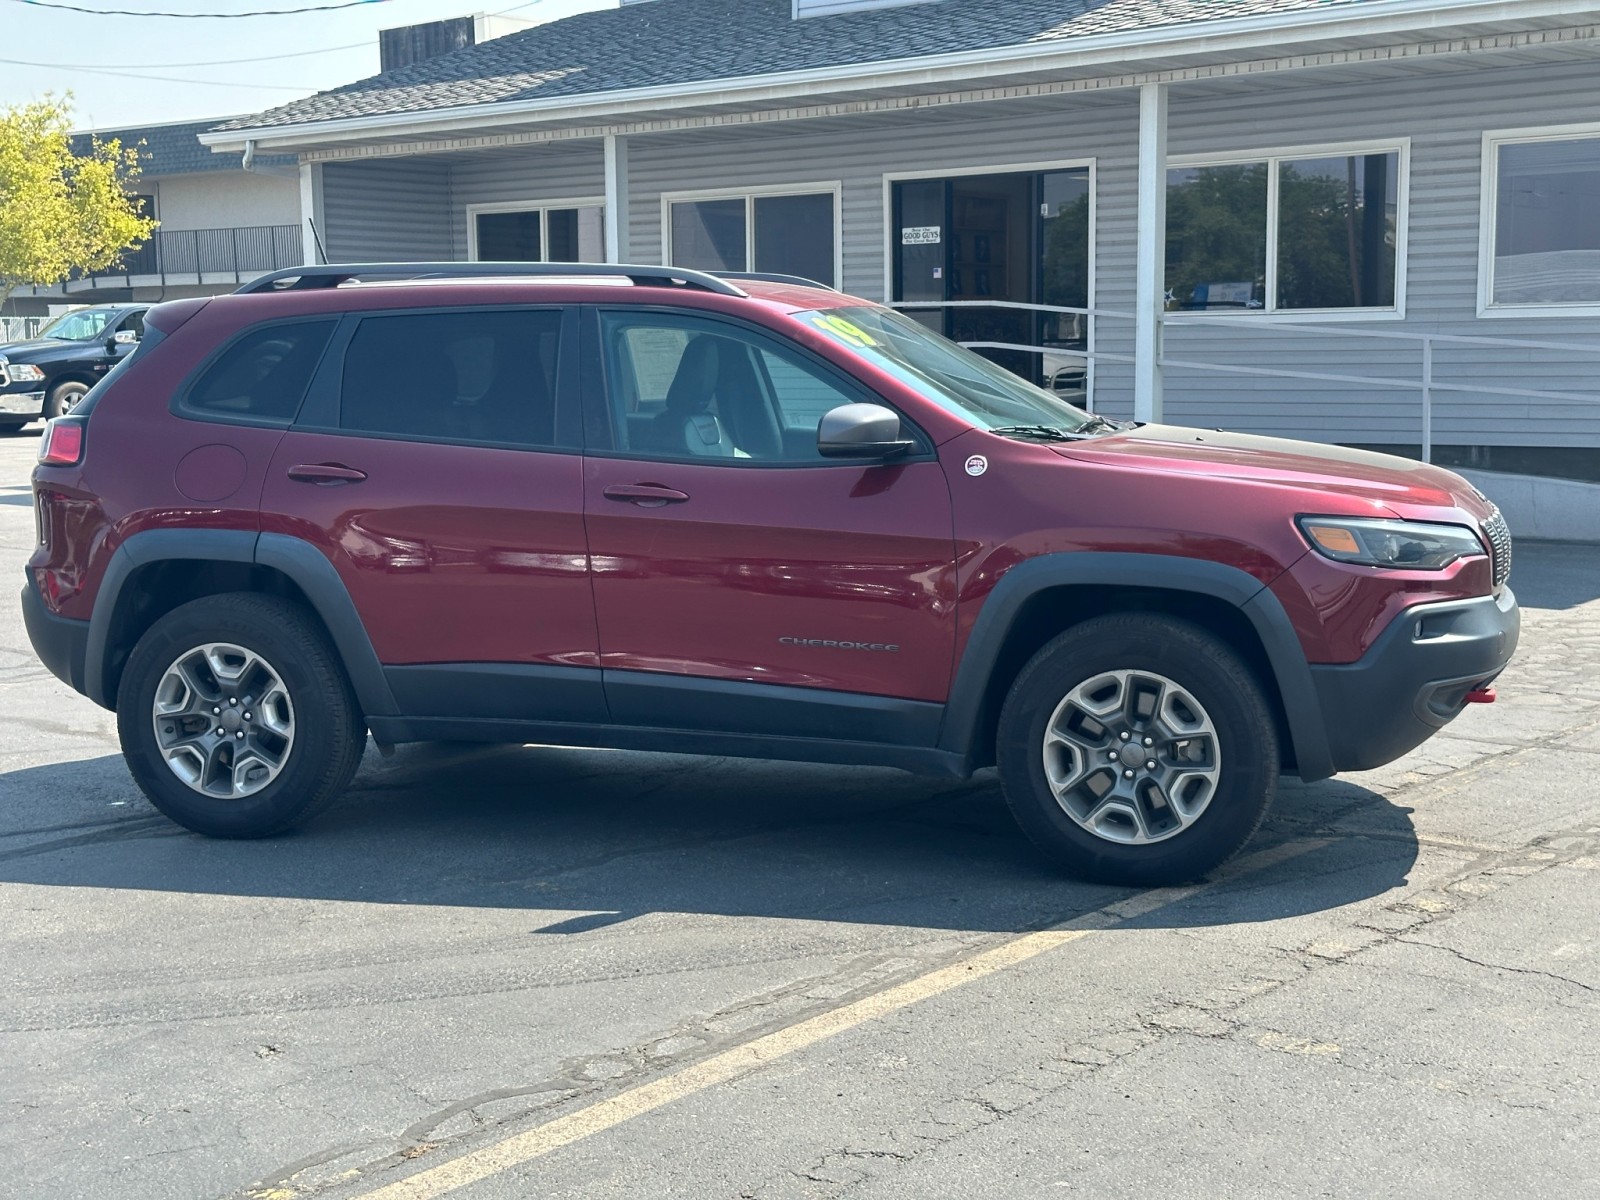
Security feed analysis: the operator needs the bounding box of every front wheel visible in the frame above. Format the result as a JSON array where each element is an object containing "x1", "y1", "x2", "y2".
[
  {"x1": 116, "y1": 593, "x2": 365, "y2": 837},
  {"x1": 997, "y1": 615, "x2": 1279, "y2": 886}
]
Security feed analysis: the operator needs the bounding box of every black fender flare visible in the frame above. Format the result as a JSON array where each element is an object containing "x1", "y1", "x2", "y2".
[
  {"x1": 84, "y1": 528, "x2": 396, "y2": 718},
  {"x1": 934, "y1": 552, "x2": 1335, "y2": 783}
]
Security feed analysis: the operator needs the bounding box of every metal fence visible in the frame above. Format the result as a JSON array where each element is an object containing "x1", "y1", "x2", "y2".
[
  {"x1": 79, "y1": 224, "x2": 302, "y2": 284},
  {"x1": 891, "y1": 300, "x2": 1600, "y2": 462},
  {"x1": 0, "y1": 316, "x2": 46, "y2": 342}
]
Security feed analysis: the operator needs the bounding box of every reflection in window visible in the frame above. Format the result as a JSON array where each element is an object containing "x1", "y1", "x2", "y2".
[
  {"x1": 1166, "y1": 151, "x2": 1399, "y2": 313},
  {"x1": 475, "y1": 211, "x2": 541, "y2": 262},
  {"x1": 186, "y1": 320, "x2": 335, "y2": 422},
  {"x1": 600, "y1": 312, "x2": 853, "y2": 461},
  {"x1": 1166, "y1": 164, "x2": 1269, "y2": 311},
  {"x1": 670, "y1": 199, "x2": 747, "y2": 272},
  {"x1": 669, "y1": 192, "x2": 837, "y2": 287},
  {"x1": 1277, "y1": 153, "x2": 1397, "y2": 309},
  {"x1": 1492, "y1": 136, "x2": 1600, "y2": 306},
  {"x1": 473, "y1": 206, "x2": 603, "y2": 262},
  {"x1": 340, "y1": 310, "x2": 562, "y2": 447},
  {"x1": 752, "y1": 193, "x2": 835, "y2": 287}
]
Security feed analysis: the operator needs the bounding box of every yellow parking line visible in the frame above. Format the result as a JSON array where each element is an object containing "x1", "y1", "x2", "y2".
[{"x1": 350, "y1": 838, "x2": 1326, "y2": 1200}]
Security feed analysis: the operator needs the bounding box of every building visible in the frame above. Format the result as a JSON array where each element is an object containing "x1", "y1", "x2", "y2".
[
  {"x1": 5, "y1": 118, "x2": 303, "y2": 319},
  {"x1": 200, "y1": 0, "x2": 1600, "y2": 537}
]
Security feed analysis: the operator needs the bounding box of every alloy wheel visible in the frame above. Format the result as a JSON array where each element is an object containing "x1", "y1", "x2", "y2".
[
  {"x1": 151, "y1": 642, "x2": 295, "y2": 798},
  {"x1": 1041, "y1": 668, "x2": 1222, "y2": 844}
]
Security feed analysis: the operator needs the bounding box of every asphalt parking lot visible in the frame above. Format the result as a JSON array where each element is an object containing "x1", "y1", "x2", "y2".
[{"x1": 2, "y1": 425, "x2": 1598, "y2": 1200}]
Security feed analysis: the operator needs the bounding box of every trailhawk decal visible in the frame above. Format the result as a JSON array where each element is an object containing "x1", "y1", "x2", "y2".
[{"x1": 780, "y1": 637, "x2": 901, "y2": 652}]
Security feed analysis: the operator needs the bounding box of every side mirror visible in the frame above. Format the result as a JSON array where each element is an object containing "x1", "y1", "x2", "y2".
[
  {"x1": 112, "y1": 330, "x2": 139, "y2": 346},
  {"x1": 817, "y1": 403, "x2": 915, "y2": 460}
]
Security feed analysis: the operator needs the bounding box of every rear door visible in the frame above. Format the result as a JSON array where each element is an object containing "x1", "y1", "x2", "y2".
[
  {"x1": 581, "y1": 306, "x2": 958, "y2": 741},
  {"x1": 259, "y1": 304, "x2": 603, "y2": 722}
]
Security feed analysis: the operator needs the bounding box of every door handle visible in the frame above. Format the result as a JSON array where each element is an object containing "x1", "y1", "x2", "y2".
[
  {"x1": 603, "y1": 483, "x2": 690, "y2": 506},
  {"x1": 287, "y1": 463, "x2": 368, "y2": 485}
]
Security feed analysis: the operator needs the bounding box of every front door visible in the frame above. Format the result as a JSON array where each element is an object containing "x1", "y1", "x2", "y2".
[
  {"x1": 892, "y1": 167, "x2": 1091, "y2": 400},
  {"x1": 258, "y1": 304, "x2": 603, "y2": 720},
  {"x1": 581, "y1": 307, "x2": 957, "y2": 741}
]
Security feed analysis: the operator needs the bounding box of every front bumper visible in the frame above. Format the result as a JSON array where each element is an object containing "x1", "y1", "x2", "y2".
[
  {"x1": 1309, "y1": 587, "x2": 1520, "y2": 773},
  {"x1": 21, "y1": 576, "x2": 89, "y2": 696},
  {"x1": 0, "y1": 389, "x2": 44, "y2": 416}
]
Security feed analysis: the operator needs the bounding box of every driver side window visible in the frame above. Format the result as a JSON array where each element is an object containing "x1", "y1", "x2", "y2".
[{"x1": 598, "y1": 312, "x2": 857, "y2": 463}]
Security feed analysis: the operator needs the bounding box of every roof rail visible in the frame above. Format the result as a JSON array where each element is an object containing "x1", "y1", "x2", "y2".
[
  {"x1": 234, "y1": 262, "x2": 748, "y2": 297},
  {"x1": 714, "y1": 271, "x2": 839, "y2": 292}
]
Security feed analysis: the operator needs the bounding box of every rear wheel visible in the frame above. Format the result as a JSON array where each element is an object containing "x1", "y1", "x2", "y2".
[
  {"x1": 44, "y1": 380, "x2": 89, "y2": 420},
  {"x1": 116, "y1": 593, "x2": 365, "y2": 837},
  {"x1": 996, "y1": 615, "x2": 1278, "y2": 886}
]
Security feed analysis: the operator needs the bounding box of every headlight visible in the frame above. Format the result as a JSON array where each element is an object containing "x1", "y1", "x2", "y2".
[
  {"x1": 4, "y1": 362, "x2": 45, "y2": 384},
  {"x1": 1297, "y1": 516, "x2": 1486, "y2": 570}
]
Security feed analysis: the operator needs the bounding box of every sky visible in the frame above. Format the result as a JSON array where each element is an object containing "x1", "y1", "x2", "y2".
[{"x1": 0, "y1": 0, "x2": 607, "y2": 131}]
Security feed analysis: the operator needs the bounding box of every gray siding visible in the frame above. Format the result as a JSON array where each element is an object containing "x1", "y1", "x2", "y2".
[
  {"x1": 322, "y1": 158, "x2": 453, "y2": 261},
  {"x1": 312, "y1": 50, "x2": 1600, "y2": 450},
  {"x1": 1159, "y1": 56, "x2": 1600, "y2": 449},
  {"x1": 449, "y1": 146, "x2": 607, "y2": 259}
]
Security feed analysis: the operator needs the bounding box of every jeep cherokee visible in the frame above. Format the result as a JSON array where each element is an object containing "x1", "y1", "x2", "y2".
[{"x1": 21, "y1": 263, "x2": 1519, "y2": 884}]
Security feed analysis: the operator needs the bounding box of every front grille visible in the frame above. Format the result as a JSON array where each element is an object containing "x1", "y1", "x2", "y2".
[{"x1": 1483, "y1": 505, "x2": 1512, "y2": 590}]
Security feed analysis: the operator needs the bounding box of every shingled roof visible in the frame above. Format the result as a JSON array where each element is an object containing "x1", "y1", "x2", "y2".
[
  {"x1": 72, "y1": 118, "x2": 296, "y2": 176},
  {"x1": 212, "y1": 0, "x2": 1381, "y2": 133}
]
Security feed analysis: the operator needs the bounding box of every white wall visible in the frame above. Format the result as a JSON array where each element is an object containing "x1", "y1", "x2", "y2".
[{"x1": 151, "y1": 170, "x2": 300, "y2": 230}]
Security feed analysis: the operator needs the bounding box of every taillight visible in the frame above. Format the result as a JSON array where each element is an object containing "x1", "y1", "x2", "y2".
[{"x1": 38, "y1": 418, "x2": 85, "y2": 466}]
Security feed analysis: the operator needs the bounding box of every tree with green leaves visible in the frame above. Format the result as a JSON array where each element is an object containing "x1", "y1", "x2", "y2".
[{"x1": 0, "y1": 96, "x2": 156, "y2": 309}]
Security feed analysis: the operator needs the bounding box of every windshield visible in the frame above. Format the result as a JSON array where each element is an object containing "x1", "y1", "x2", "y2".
[
  {"x1": 37, "y1": 309, "x2": 116, "y2": 342},
  {"x1": 799, "y1": 306, "x2": 1094, "y2": 433}
]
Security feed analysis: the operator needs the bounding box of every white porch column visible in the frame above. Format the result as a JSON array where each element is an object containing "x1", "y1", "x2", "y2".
[
  {"x1": 297, "y1": 161, "x2": 325, "y2": 265},
  {"x1": 603, "y1": 134, "x2": 630, "y2": 263},
  {"x1": 1133, "y1": 82, "x2": 1168, "y2": 423}
]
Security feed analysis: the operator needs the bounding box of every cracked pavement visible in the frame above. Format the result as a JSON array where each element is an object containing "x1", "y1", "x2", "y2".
[{"x1": 1, "y1": 431, "x2": 1597, "y2": 1199}]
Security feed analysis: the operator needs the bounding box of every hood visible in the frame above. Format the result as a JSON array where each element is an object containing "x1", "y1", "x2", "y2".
[
  {"x1": 0, "y1": 338, "x2": 73, "y2": 360},
  {"x1": 1053, "y1": 425, "x2": 1492, "y2": 521}
]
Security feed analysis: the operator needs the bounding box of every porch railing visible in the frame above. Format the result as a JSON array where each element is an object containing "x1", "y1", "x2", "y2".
[
  {"x1": 0, "y1": 316, "x2": 46, "y2": 342},
  {"x1": 890, "y1": 300, "x2": 1600, "y2": 463},
  {"x1": 69, "y1": 224, "x2": 302, "y2": 286}
]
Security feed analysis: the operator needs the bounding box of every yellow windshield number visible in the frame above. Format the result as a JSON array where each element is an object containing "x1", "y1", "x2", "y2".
[{"x1": 811, "y1": 313, "x2": 878, "y2": 348}]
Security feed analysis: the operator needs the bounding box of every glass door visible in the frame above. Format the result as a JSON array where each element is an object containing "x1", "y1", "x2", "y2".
[
  {"x1": 1038, "y1": 168, "x2": 1091, "y2": 405},
  {"x1": 892, "y1": 168, "x2": 1092, "y2": 403}
]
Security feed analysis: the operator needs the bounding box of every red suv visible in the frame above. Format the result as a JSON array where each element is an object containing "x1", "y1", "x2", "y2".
[{"x1": 21, "y1": 263, "x2": 1519, "y2": 884}]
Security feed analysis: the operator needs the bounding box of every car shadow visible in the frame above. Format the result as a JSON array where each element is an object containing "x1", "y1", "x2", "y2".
[{"x1": 0, "y1": 741, "x2": 1418, "y2": 933}]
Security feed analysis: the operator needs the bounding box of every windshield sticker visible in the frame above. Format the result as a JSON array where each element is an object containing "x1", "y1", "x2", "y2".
[
  {"x1": 901, "y1": 226, "x2": 941, "y2": 245},
  {"x1": 965, "y1": 455, "x2": 988, "y2": 477},
  {"x1": 810, "y1": 313, "x2": 879, "y2": 348}
]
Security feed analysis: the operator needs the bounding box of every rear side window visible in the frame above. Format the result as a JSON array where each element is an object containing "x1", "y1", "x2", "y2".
[
  {"x1": 338, "y1": 309, "x2": 562, "y2": 448},
  {"x1": 186, "y1": 320, "x2": 335, "y2": 423}
]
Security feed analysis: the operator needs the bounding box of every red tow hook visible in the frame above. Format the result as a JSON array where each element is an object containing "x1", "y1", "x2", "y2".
[{"x1": 1464, "y1": 685, "x2": 1498, "y2": 704}]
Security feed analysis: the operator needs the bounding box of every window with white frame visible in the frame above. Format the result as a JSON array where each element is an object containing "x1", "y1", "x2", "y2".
[
  {"x1": 470, "y1": 204, "x2": 604, "y2": 263},
  {"x1": 1166, "y1": 147, "x2": 1402, "y2": 314},
  {"x1": 667, "y1": 189, "x2": 838, "y2": 288},
  {"x1": 1484, "y1": 130, "x2": 1600, "y2": 309}
]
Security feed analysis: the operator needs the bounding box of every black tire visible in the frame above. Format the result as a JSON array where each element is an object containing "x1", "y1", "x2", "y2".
[
  {"x1": 44, "y1": 380, "x2": 90, "y2": 420},
  {"x1": 116, "y1": 593, "x2": 365, "y2": 838},
  {"x1": 0, "y1": 419, "x2": 29, "y2": 435},
  {"x1": 996, "y1": 614, "x2": 1278, "y2": 886}
]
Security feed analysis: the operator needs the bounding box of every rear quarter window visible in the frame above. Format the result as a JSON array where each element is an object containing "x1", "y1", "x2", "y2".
[{"x1": 182, "y1": 319, "x2": 336, "y2": 423}]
